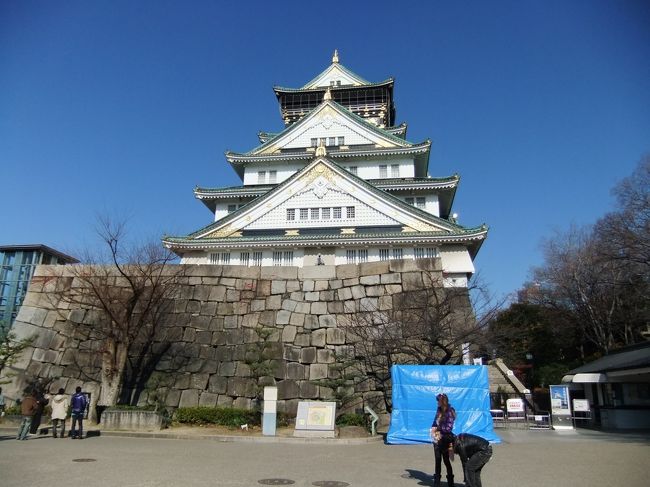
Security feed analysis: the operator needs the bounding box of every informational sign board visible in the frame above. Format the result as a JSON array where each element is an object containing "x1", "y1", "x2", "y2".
[
  {"x1": 294, "y1": 401, "x2": 336, "y2": 438},
  {"x1": 506, "y1": 398, "x2": 525, "y2": 413},
  {"x1": 550, "y1": 385, "x2": 573, "y2": 430},
  {"x1": 572, "y1": 399, "x2": 590, "y2": 412}
]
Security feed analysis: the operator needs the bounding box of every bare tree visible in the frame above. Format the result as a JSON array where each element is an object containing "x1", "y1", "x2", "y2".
[
  {"x1": 344, "y1": 271, "x2": 500, "y2": 411},
  {"x1": 47, "y1": 217, "x2": 182, "y2": 406}
]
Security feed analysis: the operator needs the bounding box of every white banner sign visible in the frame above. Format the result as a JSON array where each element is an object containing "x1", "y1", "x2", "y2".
[
  {"x1": 572, "y1": 399, "x2": 590, "y2": 412},
  {"x1": 506, "y1": 398, "x2": 525, "y2": 413}
]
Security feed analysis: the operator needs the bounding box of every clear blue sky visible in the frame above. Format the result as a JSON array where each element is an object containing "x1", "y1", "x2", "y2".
[{"x1": 2, "y1": 1, "x2": 649, "y2": 299}]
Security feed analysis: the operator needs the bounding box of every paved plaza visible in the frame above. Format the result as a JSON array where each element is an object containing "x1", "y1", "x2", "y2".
[{"x1": 1, "y1": 428, "x2": 649, "y2": 487}]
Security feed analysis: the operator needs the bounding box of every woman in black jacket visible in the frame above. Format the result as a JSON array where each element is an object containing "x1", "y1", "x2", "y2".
[{"x1": 454, "y1": 433, "x2": 493, "y2": 487}]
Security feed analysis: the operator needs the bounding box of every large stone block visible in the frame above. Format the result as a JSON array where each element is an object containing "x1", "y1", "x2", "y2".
[
  {"x1": 327, "y1": 301, "x2": 344, "y2": 314},
  {"x1": 276, "y1": 309, "x2": 291, "y2": 325},
  {"x1": 225, "y1": 328, "x2": 244, "y2": 344},
  {"x1": 286, "y1": 362, "x2": 307, "y2": 380},
  {"x1": 236, "y1": 362, "x2": 251, "y2": 377},
  {"x1": 365, "y1": 285, "x2": 384, "y2": 297},
  {"x1": 241, "y1": 313, "x2": 260, "y2": 328},
  {"x1": 302, "y1": 280, "x2": 315, "y2": 292},
  {"x1": 283, "y1": 345, "x2": 301, "y2": 362},
  {"x1": 192, "y1": 285, "x2": 211, "y2": 301},
  {"x1": 191, "y1": 373, "x2": 210, "y2": 390},
  {"x1": 232, "y1": 302, "x2": 249, "y2": 315},
  {"x1": 222, "y1": 265, "x2": 260, "y2": 279},
  {"x1": 224, "y1": 315, "x2": 239, "y2": 329},
  {"x1": 281, "y1": 299, "x2": 298, "y2": 312},
  {"x1": 200, "y1": 301, "x2": 218, "y2": 316},
  {"x1": 287, "y1": 280, "x2": 301, "y2": 292},
  {"x1": 402, "y1": 272, "x2": 425, "y2": 291},
  {"x1": 261, "y1": 266, "x2": 298, "y2": 280},
  {"x1": 381, "y1": 273, "x2": 402, "y2": 284},
  {"x1": 290, "y1": 291, "x2": 304, "y2": 302},
  {"x1": 295, "y1": 302, "x2": 311, "y2": 314},
  {"x1": 281, "y1": 325, "x2": 297, "y2": 342},
  {"x1": 299, "y1": 265, "x2": 335, "y2": 279},
  {"x1": 318, "y1": 314, "x2": 337, "y2": 328},
  {"x1": 311, "y1": 329, "x2": 326, "y2": 347},
  {"x1": 351, "y1": 285, "x2": 366, "y2": 299},
  {"x1": 309, "y1": 363, "x2": 328, "y2": 380},
  {"x1": 195, "y1": 330, "x2": 212, "y2": 344},
  {"x1": 199, "y1": 392, "x2": 218, "y2": 407},
  {"x1": 305, "y1": 291, "x2": 319, "y2": 302},
  {"x1": 220, "y1": 277, "x2": 236, "y2": 287},
  {"x1": 271, "y1": 280, "x2": 287, "y2": 294},
  {"x1": 310, "y1": 302, "x2": 327, "y2": 315},
  {"x1": 208, "y1": 285, "x2": 227, "y2": 301},
  {"x1": 317, "y1": 349, "x2": 335, "y2": 363},
  {"x1": 360, "y1": 297, "x2": 379, "y2": 311},
  {"x1": 326, "y1": 328, "x2": 346, "y2": 345},
  {"x1": 251, "y1": 299, "x2": 266, "y2": 312},
  {"x1": 359, "y1": 261, "x2": 390, "y2": 276},
  {"x1": 337, "y1": 287, "x2": 353, "y2": 301},
  {"x1": 219, "y1": 361, "x2": 236, "y2": 377},
  {"x1": 186, "y1": 300, "x2": 201, "y2": 314},
  {"x1": 266, "y1": 295, "x2": 281, "y2": 310},
  {"x1": 293, "y1": 333, "x2": 310, "y2": 347},
  {"x1": 289, "y1": 312, "x2": 305, "y2": 327},
  {"x1": 208, "y1": 375, "x2": 228, "y2": 394},
  {"x1": 319, "y1": 290, "x2": 334, "y2": 301},
  {"x1": 360, "y1": 275, "x2": 380, "y2": 286},
  {"x1": 226, "y1": 289, "x2": 241, "y2": 302},
  {"x1": 179, "y1": 389, "x2": 200, "y2": 408},
  {"x1": 336, "y1": 264, "x2": 359, "y2": 279},
  {"x1": 299, "y1": 380, "x2": 319, "y2": 399},
  {"x1": 217, "y1": 395, "x2": 233, "y2": 407},
  {"x1": 259, "y1": 310, "x2": 276, "y2": 326},
  {"x1": 165, "y1": 389, "x2": 181, "y2": 408},
  {"x1": 300, "y1": 347, "x2": 317, "y2": 364},
  {"x1": 256, "y1": 279, "x2": 271, "y2": 297},
  {"x1": 277, "y1": 379, "x2": 300, "y2": 400},
  {"x1": 233, "y1": 397, "x2": 252, "y2": 409}
]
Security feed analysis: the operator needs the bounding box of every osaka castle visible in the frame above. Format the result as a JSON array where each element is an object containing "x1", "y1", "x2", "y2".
[{"x1": 163, "y1": 51, "x2": 488, "y2": 288}]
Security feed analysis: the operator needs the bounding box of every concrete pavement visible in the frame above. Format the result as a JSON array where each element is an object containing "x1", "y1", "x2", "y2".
[{"x1": 1, "y1": 428, "x2": 649, "y2": 486}]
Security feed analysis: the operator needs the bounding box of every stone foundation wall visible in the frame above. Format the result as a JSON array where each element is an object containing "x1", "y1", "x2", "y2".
[{"x1": 5, "y1": 258, "x2": 466, "y2": 417}]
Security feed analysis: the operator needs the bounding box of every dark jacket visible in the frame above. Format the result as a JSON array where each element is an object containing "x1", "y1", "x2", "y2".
[
  {"x1": 454, "y1": 433, "x2": 491, "y2": 463},
  {"x1": 20, "y1": 395, "x2": 39, "y2": 416},
  {"x1": 71, "y1": 393, "x2": 87, "y2": 413}
]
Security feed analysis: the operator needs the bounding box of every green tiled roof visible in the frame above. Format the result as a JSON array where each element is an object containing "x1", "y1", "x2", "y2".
[
  {"x1": 274, "y1": 78, "x2": 393, "y2": 93},
  {"x1": 174, "y1": 158, "x2": 477, "y2": 242},
  {"x1": 230, "y1": 100, "x2": 419, "y2": 160}
]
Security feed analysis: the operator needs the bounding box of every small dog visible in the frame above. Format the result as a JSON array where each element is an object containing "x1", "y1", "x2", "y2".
[{"x1": 240, "y1": 424, "x2": 248, "y2": 431}]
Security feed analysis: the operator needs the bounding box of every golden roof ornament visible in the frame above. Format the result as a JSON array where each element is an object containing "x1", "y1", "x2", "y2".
[
  {"x1": 332, "y1": 49, "x2": 339, "y2": 63},
  {"x1": 315, "y1": 139, "x2": 327, "y2": 157},
  {"x1": 323, "y1": 87, "x2": 332, "y2": 101}
]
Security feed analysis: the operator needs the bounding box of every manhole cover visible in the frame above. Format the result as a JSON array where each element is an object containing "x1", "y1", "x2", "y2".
[
  {"x1": 72, "y1": 458, "x2": 96, "y2": 463},
  {"x1": 312, "y1": 482, "x2": 350, "y2": 487},
  {"x1": 258, "y1": 480, "x2": 295, "y2": 485}
]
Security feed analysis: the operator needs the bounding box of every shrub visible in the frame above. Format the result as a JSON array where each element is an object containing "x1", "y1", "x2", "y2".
[
  {"x1": 174, "y1": 407, "x2": 261, "y2": 427},
  {"x1": 335, "y1": 413, "x2": 367, "y2": 428}
]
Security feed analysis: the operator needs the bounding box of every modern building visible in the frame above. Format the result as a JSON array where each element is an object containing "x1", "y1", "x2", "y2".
[
  {"x1": 0, "y1": 244, "x2": 78, "y2": 331},
  {"x1": 163, "y1": 51, "x2": 488, "y2": 288}
]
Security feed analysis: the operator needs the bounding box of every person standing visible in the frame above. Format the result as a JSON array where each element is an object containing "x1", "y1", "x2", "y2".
[
  {"x1": 29, "y1": 388, "x2": 49, "y2": 434},
  {"x1": 454, "y1": 433, "x2": 493, "y2": 487},
  {"x1": 50, "y1": 388, "x2": 69, "y2": 438},
  {"x1": 0, "y1": 387, "x2": 6, "y2": 417},
  {"x1": 70, "y1": 387, "x2": 87, "y2": 439},
  {"x1": 16, "y1": 390, "x2": 39, "y2": 440},
  {"x1": 430, "y1": 393, "x2": 457, "y2": 487}
]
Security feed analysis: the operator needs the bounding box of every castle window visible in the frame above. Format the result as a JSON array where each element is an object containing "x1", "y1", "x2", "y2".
[
  {"x1": 300, "y1": 208, "x2": 309, "y2": 220},
  {"x1": 272, "y1": 250, "x2": 294, "y2": 266},
  {"x1": 269, "y1": 170, "x2": 277, "y2": 184},
  {"x1": 311, "y1": 138, "x2": 318, "y2": 147},
  {"x1": 252, "y1": 251, "x2": 263, "y2": 266},
  {"x1": 379, "y1": 165, "x2": 388, "y2": 178},
  {"x1": 337, "y1": 136, "x2": 345, "y2": 146},
  {"x1": 287, "y1": 209, "x2": 295, "y2": 221},
  {"x1": 379, "y1": 248, "x2": 390, "y2": 261},
  {"x1": 346, "y1": 249, "x2": 357, "y2": 264},
  {"x1": 257, "y1": 171, "x2": 266, "y2": 184},
  {"x1": 405, "y1": 198, "x2": 414, "y2": 206},
  {"x1": 227, "y1": 204, "x2": 237, "y2": 213},
  {"x1": 414, "y1": 247, "x2": 439, "y2": 259},
  {"x1": 416, "y1": 197, "x2": 426, "y2": 209},
  {"x1": 358, "y1": 249, "x2": 368, "y2": 263},
  {"x1": 348, "y1": 166, "x2": 357, "y2": 175},
  {"x1": 328, "y1": 137, "x2": 336, "y2": 146},
  {"x1": 240, "y1": 252, "x2": 250, "y2": 266},
  {"x1": 333, "y1": 207, "x2": 342, "y2": 219},
  {"x1": 346, "y1": 206, "x2": 355, "y2": 219},
  {"x1": 210, "y1": 252, "x2": 230, "y2": 265},
  {"x1": 311, "y1": 208, "x2": 320, "y2": 219},
  {"x1": 391, "y1": 164, "x2": 400, "y2": 177},
  {"x1": 392, "y1": 248, "x2": 403, "y2": 260},
  {"x1": 322, "y1": 208, "x2": 331, "y2": 220}
]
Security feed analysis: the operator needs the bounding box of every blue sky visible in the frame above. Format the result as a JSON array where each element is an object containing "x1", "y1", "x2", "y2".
[{"x1": 1, "y1": 1, "x2": 649, "y2": 299}]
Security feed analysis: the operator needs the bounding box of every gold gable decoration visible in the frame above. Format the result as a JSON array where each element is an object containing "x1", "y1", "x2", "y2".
[{"x1": 204, "y1": 224, "x2": 241, "y2": 239}]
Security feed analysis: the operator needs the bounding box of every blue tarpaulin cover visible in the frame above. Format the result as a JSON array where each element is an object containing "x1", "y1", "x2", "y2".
[{"x1": 386, "y1": 365, "x2": 501, "y2": 444}]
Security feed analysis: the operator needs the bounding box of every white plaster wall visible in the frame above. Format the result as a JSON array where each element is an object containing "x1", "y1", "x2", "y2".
[
  {"x1": 246, "y1": 188, "x2": 399, "y2": 230},
  {"x1": 243, "y1": 163, "x2": 305, "y2": 186},
  {"x1": 440, "y1": 245, "x2": 475, "y2": 274}
]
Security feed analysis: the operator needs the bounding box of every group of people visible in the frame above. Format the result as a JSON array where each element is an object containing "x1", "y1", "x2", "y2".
[
  {"x1": 16, "y1": 386, "x2": 88, "y2": 440},
  {"x1": 430, "y1": 393, "x2": 493, "y2": 487}
]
